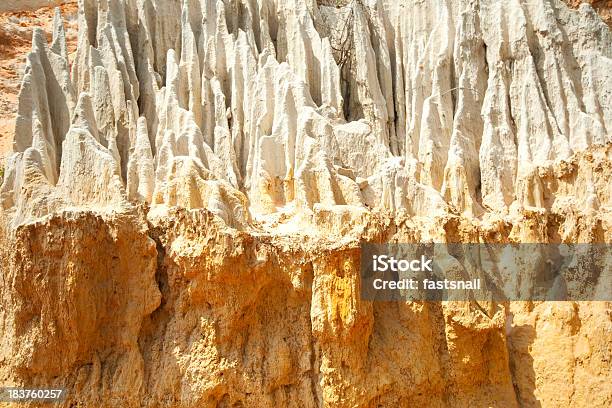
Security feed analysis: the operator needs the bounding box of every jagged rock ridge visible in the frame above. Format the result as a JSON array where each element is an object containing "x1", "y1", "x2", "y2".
[{"x1": 1, "y1": 0, "x2": 610, "y2": 227}]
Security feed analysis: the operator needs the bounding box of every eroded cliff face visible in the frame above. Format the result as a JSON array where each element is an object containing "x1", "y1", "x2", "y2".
[
  {"x1": 0, "y1": 0, "x2": 611, "y2": 407},
  {"x1": 0, "y1": 153, "x2": 610, "y2": 407}
]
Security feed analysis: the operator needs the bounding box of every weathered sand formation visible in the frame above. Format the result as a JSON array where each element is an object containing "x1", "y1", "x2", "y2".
[
  {"x1": 2, "y1": 0, "x2": 611, "y2": 226},
  {"x1": 0, "y1": 2, "x2": 78, "y2": 157},
  {"x1": 0, "y1": 0, "x2": 611, "y2": 407}
]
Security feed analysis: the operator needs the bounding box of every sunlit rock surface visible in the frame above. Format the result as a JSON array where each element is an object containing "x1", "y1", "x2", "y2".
[{"x1": 0, "y1": 0, "x2": 610, "y2": 407}]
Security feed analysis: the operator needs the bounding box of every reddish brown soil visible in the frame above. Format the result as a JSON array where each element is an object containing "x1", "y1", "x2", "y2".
[{"x1": 565, "y1": 0, "x2": 612, "y2": 26}]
